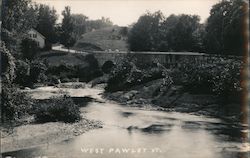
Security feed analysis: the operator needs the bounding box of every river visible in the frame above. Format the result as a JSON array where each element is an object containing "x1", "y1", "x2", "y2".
[{"x1": 2, "y1": 84, "x2": 250, "y2": 158}]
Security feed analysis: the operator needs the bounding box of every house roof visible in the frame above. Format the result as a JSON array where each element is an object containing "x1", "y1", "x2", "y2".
[{"x1": 29, "y1": 28, "x2": 46, "y2": 39}]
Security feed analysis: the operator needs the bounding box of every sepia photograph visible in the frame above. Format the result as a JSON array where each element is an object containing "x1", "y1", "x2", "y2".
[{"x1": 0, "y1": 0, "x2": 249, "y2": 158}]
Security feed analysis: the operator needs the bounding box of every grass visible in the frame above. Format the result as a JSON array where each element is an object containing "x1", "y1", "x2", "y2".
[{"x1": 74, "y1": 26, "x2": 128, "y2": 51}]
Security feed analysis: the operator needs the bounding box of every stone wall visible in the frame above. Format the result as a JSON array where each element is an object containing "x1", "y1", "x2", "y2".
[{"x1": 92, "y1": 51, "x2": 212, "y2": 68}]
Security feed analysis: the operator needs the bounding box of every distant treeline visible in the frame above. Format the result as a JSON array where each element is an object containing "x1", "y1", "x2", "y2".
[{"x1": 128, "y1": 0, "x2": 247, "y2": 56}]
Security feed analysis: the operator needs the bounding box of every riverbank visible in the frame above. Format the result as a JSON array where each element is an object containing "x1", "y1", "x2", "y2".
[
  {"x1": 1, "y1": 83, "x2": 103, "y2": 153},
  {"x1": 1, "y1": 116, "x2": 102, "y2": 153},
  {"x1": 103, "y1": 79, "x2": 242, "y2": 123}
]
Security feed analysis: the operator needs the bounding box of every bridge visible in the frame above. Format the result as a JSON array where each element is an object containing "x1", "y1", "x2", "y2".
[
  {"x1": 91, "y1": 51, "x2": 209, "y2": 67},
  {"x1": 51, "y1": 45, "x2": 229, "y2": 68}
]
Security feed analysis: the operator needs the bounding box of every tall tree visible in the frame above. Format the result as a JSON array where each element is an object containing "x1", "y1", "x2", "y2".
[
  {"x1": 2, "y1": 0, "x2": 37, "y2": 34},
  {"x1": 128, "y1": 11, "x2": 164, "y2": 51},
  {"x1": 71, "y1": 14, "x2": 88, "y2": 40},
  {"x1": 2, "y1": 0, "x2": 38, "y2": 53},
  {"x1": 60, "y1": 6, "x2": 75, "y2": 49},
  {"x1": 204, "y1": 0, "x2": 247, "y2": 55},
  {"x1": 35, "y1": 4, "x2": 58, "y2": 49},
  {"x1": 160, "y1": 14, "x2": 201, "y2": 52}
]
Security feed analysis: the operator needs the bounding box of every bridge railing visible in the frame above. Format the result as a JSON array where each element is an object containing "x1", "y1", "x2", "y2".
[{"x1": 91, "y1": 51, "x2": 243, "y2": 68}]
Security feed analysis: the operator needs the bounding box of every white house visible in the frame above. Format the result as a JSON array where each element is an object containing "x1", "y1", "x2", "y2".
[{"x1": 27, "y1": 28, "x2": 45, "y2": 48}]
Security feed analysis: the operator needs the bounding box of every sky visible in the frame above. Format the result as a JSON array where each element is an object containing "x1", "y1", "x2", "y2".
[{"x1": 32, "y1": 0, "x2": 220, "y2": 26}]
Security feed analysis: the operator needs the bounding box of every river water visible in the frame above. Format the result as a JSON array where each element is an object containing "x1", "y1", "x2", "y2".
[{"x1": 2, "y1": 84, "x2": 250, "y2": 158}]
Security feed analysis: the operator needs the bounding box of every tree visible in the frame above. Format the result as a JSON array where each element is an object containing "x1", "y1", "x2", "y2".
[
  {"x1": 86, "y1": 17, "x2": 113, "y2": 32},
  {"x1": 160, "y1": 14, "x2": 202, "y2": 52},
  {"x1": 60, "y1": 6, "x2": 75, "y2": 49},
  {"x1": 204, "y1": 0, "x2": 247, "y2": 55},
  {"x1": 35, "y1": 4, "x2": 58, "y2": 49},
  {"x1": 2, "y1": 0, "x2": 38, "y2": 55},
  {"x1": 71, "y1": 14, "x2": 88, "y2": 40},
  {"x1": 128, "y1": 11, "x2": 164, "y2": 51},
  {"x1": 2, "y1": 0, "x2": 37, "y2": 34}
]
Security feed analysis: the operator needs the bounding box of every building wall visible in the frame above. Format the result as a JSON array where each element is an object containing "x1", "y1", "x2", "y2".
[{"x1": 27, "y1": 30, "x2": 45, "y2": 48}]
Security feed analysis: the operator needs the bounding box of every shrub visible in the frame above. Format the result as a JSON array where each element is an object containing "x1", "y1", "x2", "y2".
[
  {"x1": 34, "y1": 95, "x2": 81, "y2": 123},
  {"x1": 30, "y1": 60, "x2": 47, "y2": 84},
  {"x1": 105, "y1": 59, "x2": 168, "y2": 92},
  {"x1": 20, "y1": 38, "x2": 39, "y2": 60},
  {"x1": 179, "y1": 57, "x2": 243, "y2": 98},
  {"x1": 14, "y1": 60, "x2": 30, "y2": 87},
  {"x1": 1, "y1": 82, "x2": 33, "y2": 122},
  {"x1": 1, "y1": 43, "x2": 16, "y2": 82},
  {"x1": 14, "y1": 60, "x2": 48, "y2": 87},
  {"x1": 105, "y1": 59, "x2": 133, "y2": 92}
]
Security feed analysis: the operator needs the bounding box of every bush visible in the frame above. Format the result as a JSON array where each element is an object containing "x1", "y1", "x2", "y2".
[
  {"x1": 105, "y1": 59, "x2": 168, "y2": 92},
  {"x1": 179, "y1": 57, "x2": 242, "y2": 98},
  {"x1": 20, "y1": 38, "x2": 39, "y2": 60},
  {"x1": 1, "y1": 43, "x2": 16, "y2": 82},
  {"x1": 1, "y1": 82, "x2": 33, "y2": 122},
  {"x1": 30, "y1": 60, "x2": 47, "y2": 84},
  {"x1": 34, "y1": 95, "x2": 81, "y2": 123},
  {"x1": 105, "y1": 59, "x2": 133, "y2": 92},
  {"x1": 14, "y1": 60, "x2": 48, "y2": 87},
  {"x1": 14, "y1": 60, "x2": 30, "y2": 87}
]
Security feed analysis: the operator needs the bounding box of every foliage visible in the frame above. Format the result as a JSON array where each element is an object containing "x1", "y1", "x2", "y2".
[
  {"x1": 1, "y1": 43, "x2": 33, "y2": 122},
  {"x1": 2, "y1": 0, "x2": 37, "y2": 34},
  {"x1": 102, "y1": 60, "x2": 115, "y2": 74},
  {"x1": 128, "y1": 11, "x2": 203, "y2": 52},
  {"x1": 160, "y1": 14, "x2": 202, "y2": 52},
  {"x1": 34, "y1": 95, "x2": 81, "y2": 123},
  {"x1": 60, "y1": 6, "x2": 75, "y2": 48},
  {"x1": 204, "y1": 0, "x2": 247, "y2": 55},
  {"x1": 179, "y1": 57, "x2": 243, "y2": 98},
  {"x1": 2, "y1": 0, "x2": 38, "y2": 52},
  {"x1": 14, "y1": 59, "x2": 47, "y2": 87},
  {"x1": 1, "y1": 82, "x2": 33, "y2": 122},
  {"x1": 105, "y1": 58, "x2": 169, "y2": 92},
  {"x1": 1, "y1": 43, "x2": 16, "y2": 82},
  {"x1": 105, "y1": 59, "x2": 133, "y2": 92},
  {"x1": 20, "y1": 38, "x2": 39, "y2": 60},
  {"x1": 119, "y1": 27, "x2": 128, "y2": 37},
  {"x1": 35, "y1": 4, "x2": 58, "y2": 47},
  {"x1": 128, "y1": 11, "x2": 164, "y2": 51},
  {"x1": 29, "y1": 60, "x2": 47, "y2": 84},
  {"x1": 14, "y1": 60, "x2": 30, "y2": 86},
  {"x1": 71, "y1": 14, "x2": 88, "y2": 40},
  {"x1": 86, "y1": 17, "x2": 113, "y2": 31}
]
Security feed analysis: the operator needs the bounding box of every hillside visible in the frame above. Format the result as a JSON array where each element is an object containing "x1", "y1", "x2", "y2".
[{"x1": 74, "y1": 26, "x2": 128, "y2": 51}]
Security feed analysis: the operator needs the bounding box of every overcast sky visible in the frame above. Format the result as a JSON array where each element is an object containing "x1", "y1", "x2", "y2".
[{"x1": 32, "y1": 0, "x2": 219, "y2": 26}]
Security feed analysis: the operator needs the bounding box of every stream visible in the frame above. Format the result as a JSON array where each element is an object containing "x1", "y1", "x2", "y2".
[{"x1": 2, "y1": 84, "x2": 250, "y2": 158}]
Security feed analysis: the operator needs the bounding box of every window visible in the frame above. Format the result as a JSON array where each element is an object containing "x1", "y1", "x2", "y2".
[{"x1": 33, "y1": 34, "x2": 37, "y2": 38}]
